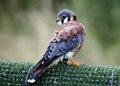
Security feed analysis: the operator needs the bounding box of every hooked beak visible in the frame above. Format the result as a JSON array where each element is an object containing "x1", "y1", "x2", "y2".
[{"x1": 56, "y1": 17, "x2": 60, "y2": 23}]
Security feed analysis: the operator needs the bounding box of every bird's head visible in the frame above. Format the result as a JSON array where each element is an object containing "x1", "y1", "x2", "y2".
[{"x1": 56, "y1": 9, "x2": 77, "y2": 26}]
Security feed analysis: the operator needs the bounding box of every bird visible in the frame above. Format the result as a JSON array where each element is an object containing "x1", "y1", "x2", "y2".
[{"x1": 27, "y1": 9, "x2": 86, "y2": 83}]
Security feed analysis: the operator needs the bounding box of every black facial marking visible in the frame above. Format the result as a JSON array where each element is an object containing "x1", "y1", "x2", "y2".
[
  {"x1": 73, "y1": 16, "x2": 77, "y2": 20},
  {"x1": 68, "y1": 16, "x2": 70, "y2": 21},
  {"x1": 61, "y1": 19, "x2": 64, "y2": 24},
  {"x1": 57, "y1": 9, "x2": 76, "y2": 24}
]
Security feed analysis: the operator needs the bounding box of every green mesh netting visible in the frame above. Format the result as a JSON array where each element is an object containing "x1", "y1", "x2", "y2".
[{"x1": 0, "y1": 60, "x2": 120, "y2": 86}]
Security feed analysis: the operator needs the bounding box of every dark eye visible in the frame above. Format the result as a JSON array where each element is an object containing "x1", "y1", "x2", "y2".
[{"x1": 62, "y1": 16, "x2": 66, "y2": 19}]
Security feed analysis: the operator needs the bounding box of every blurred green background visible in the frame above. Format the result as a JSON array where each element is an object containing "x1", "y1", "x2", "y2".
[{"x1": 0, "y1": 0, "x2": 120, "y2": 66}]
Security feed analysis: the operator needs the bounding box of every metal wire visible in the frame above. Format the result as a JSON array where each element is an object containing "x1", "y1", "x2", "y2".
[
  {"x1": 109, "y1": 69, "x2": 114, "y2": 86},
  {"x1": 24, "y1": 68, "x2": 31, "y2": 86}
]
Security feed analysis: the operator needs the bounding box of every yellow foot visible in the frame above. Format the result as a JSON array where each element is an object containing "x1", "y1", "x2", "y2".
[{"x1": 67, "y1": 60, "x2": 83, "y2": 66}]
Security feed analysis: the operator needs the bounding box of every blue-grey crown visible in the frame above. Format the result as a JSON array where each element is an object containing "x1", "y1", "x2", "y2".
[{"x1": 57, "y1": 9, "x2": 76, "y2": 17}]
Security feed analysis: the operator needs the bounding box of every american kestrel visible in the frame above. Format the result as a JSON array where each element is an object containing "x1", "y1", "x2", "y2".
[{"x1": 27, "y1": 9, "x2": 86, "y2": 83}]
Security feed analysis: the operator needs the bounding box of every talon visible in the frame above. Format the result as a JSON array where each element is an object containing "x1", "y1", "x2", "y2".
[{"x1": 67, "y1": 60, "x2": 83, "y2": 66}]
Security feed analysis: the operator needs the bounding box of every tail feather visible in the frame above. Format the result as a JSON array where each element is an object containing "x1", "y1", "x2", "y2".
[
  {"x1": 27, "y1": 64, "x2": 48, "y2": 83},
  {"x1": 32, "y1": 57, "x2": 46, "y2": 73},
  {"x1": 27, "y1": 58, "x2": 55, "y2": 83},
  {"x1": 27, "y1": 68, "x2": 45, "y2": 83}
]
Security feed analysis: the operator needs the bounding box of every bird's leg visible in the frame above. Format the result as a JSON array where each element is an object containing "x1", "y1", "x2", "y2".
[
  {"x1": 67, "y1": 59, "x2": 83, "y2": 66},
  {"x1": 67, "y1": 44, "x2": 84, "y2": 66}
]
